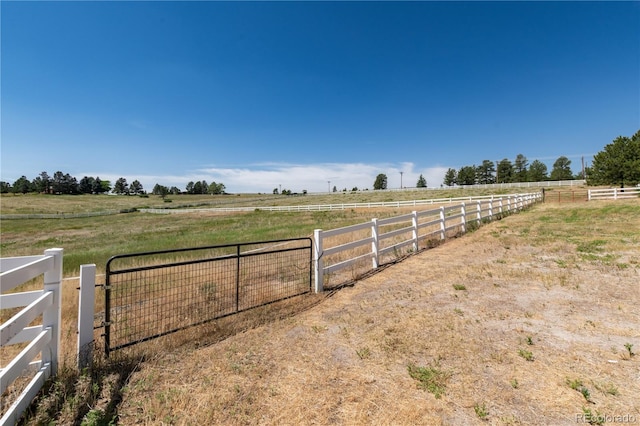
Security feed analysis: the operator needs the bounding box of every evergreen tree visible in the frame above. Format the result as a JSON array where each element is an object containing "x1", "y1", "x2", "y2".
[
  {"x1": 514, "y1": 154, "x2": 528, "y2": 182},
  {"x1": 587, "y1": 130, "x2": 640, "y2": 187},
  {"x1": 550, "y1": 156, "x2": 574, "y2": 180},
  {"x1": 476, "y1": 160, "x2": 496, "y2": 184},
  {"x1": 373, "y1": 174, "x2": 388, "y2": 190},
  {"x1": 528, "y1": 160, "x2": 548, "y2": 182},
  {"x1": 496, "y1": 159, "x2": 514, "y2": 183},
  {"x1": 443, "y1": 168, "x2": 457, "y2": 186}
]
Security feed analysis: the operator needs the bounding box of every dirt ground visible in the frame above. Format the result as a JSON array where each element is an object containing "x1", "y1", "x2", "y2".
[{"x1": 116, "y1": 203, "x2": 639, "y2": 425}]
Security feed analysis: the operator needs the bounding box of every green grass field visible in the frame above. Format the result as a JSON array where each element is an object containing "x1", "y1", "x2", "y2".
[{"x1": 0, "y1": 188, "x2": 538, "y2": 276}]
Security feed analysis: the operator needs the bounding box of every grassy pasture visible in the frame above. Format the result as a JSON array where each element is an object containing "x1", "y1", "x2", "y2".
[
  {"x1": 0, "y1": 188, "x2": 536, "y2": 275},
  {"x1": 3, "y1": 190, "x2": 639, "y2": 424},
  {"x1": 0, "y1": 186, "x2": 531, "y2": 215},
  {"x1": 106, "y1": 200, "x2": 637, "y2": 425}
]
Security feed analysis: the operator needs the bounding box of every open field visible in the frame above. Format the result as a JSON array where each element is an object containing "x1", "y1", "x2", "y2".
[
  {"x1": 0, "y1": 188, "x2": 549, "y2": 275},
  {"x1": 8, "y1": 199, "x2": 637, "y2": 425},
  {"x1": 0, "y1": 187, "x2": 545, "y2": 215},
  {"x1": 110, "y1": 201, "x2": 638, "y2": 425},
  {"x1": 3, "y1": 191, "x2": 638, "y2": 425}
]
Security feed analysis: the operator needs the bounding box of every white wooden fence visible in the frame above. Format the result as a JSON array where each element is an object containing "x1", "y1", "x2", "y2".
[
  {"x1": 0, "y1": 248, "x2": 63, "y2": 426},
  {"x1": 588, "y1": 187, "x2": 640, "y2": 201},
  {"x1": 313, "y1": 193, "x2": 541, "y2": 292},
  {"x1": 140, "y1": 193, "x2": 543, "y2": 214}
]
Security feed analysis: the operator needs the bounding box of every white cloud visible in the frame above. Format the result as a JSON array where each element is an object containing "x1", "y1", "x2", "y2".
[{"x1": 81, "y1": 162, "x2": 448, "y2": 194}]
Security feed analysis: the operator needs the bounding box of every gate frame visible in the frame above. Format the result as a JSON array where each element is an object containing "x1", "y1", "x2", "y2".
[{"x1": 103, "y1": 237, "x2": 312, "y2": 356}]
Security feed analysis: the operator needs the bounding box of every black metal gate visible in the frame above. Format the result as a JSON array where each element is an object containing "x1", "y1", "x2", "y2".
[{"x1": 104, "y1": 238, "x2": 312, "y2": 356}]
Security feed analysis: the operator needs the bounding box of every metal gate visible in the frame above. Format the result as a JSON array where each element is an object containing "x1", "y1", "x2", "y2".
[{"x1": 104, "y1": 238, "x2": 312, "y2": 356}]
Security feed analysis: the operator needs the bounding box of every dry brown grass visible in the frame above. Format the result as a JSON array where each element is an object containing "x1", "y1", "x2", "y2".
[{"x1": 98, "y1": 201, "x2": 640, "y2": 425}]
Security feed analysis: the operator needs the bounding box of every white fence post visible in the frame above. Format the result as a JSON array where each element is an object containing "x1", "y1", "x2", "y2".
[
  {"x1": 488, "y1": 200, "x2": 493, "y2": 221},
  {"x1": 439, "y1": 206, "x2": 446, "y2": 240},
  {"x1": 313, "y1": 229, "x2": 323, "y2": 293},
  {"x1": 460, "y1": 203, "x2": 466, "y2": 233},
  {"x1": 411, "y1": 211, "x2": 419, "y2": 252},
  {"x1": 78, "y1": 264, "x2": 96, "y2": 370},
  {"x1": 42, "y1": 248, "x2": 63, "y2": 375},
  {"x1": 371, "y1": 218, "x2": 379, "y2": 269},
  {"x1": 476, "y1": 200, "x2": 481, "y2": 223}
]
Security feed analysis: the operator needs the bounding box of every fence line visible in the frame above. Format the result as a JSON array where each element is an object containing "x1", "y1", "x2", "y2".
[
  {"x1": 313, "y1": 193, "x2": 540, "y2": 292},
  {"x1": 140, "y1": 193, "x2": 536, "y2": 215},
  {"x1": 588, "y1": 187, "x2": 640, "y2": 201},
  {"x1": 0, "y1": 248, "x2": 63, "y2": 426}
]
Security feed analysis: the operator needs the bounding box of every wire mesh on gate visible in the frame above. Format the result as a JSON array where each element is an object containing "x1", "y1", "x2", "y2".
[{"x1": 104, "y1": 238, "x2": 312, "y2": 355}]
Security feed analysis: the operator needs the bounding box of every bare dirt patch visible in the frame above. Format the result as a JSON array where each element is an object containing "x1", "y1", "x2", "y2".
[{"x1": 109, "y1": 203, "x2": 640, "y2": 424}]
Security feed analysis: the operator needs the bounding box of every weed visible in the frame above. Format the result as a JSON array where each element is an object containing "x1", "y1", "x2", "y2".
[
  {"x1": 594, "y1": 381, "x2": 618, "y2": 396},
  {"x1": 356, "y1": 347, "x2": 371, "y2": 359},
  {"x1": 567, "y1": 378, "x2": 592, "y2": 402},
  {"x1": 452, "y1": 284, "x2": 467, "y2": 291},
  {"x1": 581, "y1": 407, "x2": 604, "y2": 425},
  {"x1": 474, "y1": 403, "x2": 489, "y2": 420},
  {"x1": 554, "y1": 259, "x2": 567, "y2": 268},
  {"x1": 518, "y1": 349, "x2": 534, "y2": 361},
  {"x1": 510, "y1": 378, "x2": 519, "y2": 389},
  {"x1": 567, "y1": 378, "x2": 583, "y2": 390},
  {"x1": 577, "y1": 240, "x2": 606, "y2": 253},
  {"x1": 407, "y1": 363, "x2": 451, "y2": 399},
  {"x1": 454, "y1": 308, "x2": 464, "y2": 316},
  {"x1": 525, "y1": 336, "x2": 533, "y2": 345},
  {"x1": 81, "y1": 409, "x2": 114, "y2": 426},
  {"x1": 624, "y1": 343, "x2": 635, "y2": 357}
]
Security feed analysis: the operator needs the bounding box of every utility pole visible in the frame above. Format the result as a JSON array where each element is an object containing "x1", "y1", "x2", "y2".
[
  {"x1": 400, "y1": 171, "x2": 403, "y2": 189},
  {"x1": 328, "y1": 181, "x2": 331, "y2": 193}
]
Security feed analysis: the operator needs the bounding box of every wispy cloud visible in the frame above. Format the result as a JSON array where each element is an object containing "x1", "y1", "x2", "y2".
[
  {"x1": 81, "y1": 162, "x2": 448, "y2": 194},
  {"x1": 196, "y1": 162, "x2": 447, "y2": 193}
]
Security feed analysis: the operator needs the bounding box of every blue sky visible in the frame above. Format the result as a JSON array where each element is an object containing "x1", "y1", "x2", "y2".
[{"x1": 1, "y1": 1, "x2": 638, "y2": 193}]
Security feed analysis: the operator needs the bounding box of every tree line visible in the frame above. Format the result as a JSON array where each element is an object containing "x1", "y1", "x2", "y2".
[
  {"x1": 442, "y1": 155, "x2": 577, "y2": 187},
  {"x1": 0, "y1": 171, "x2": 226, "y2": 196},
  {"x1": 443, "y1": 131, "x2": 639, "y2": 187}
]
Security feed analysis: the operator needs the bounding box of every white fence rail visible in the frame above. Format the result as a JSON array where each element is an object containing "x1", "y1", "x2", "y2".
[
  {"x1": 313, "y1": 193, "x2": 540, "y2": 292},
  {"x1": 588, "y1": 187, "x2": 640, "y2": 201},
  {"x1": 141, "y1": 193, "x2": 540, "y2": 214},
  {"x1": 0, "y1": 248, "x2": 63, "y2": 426}
]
